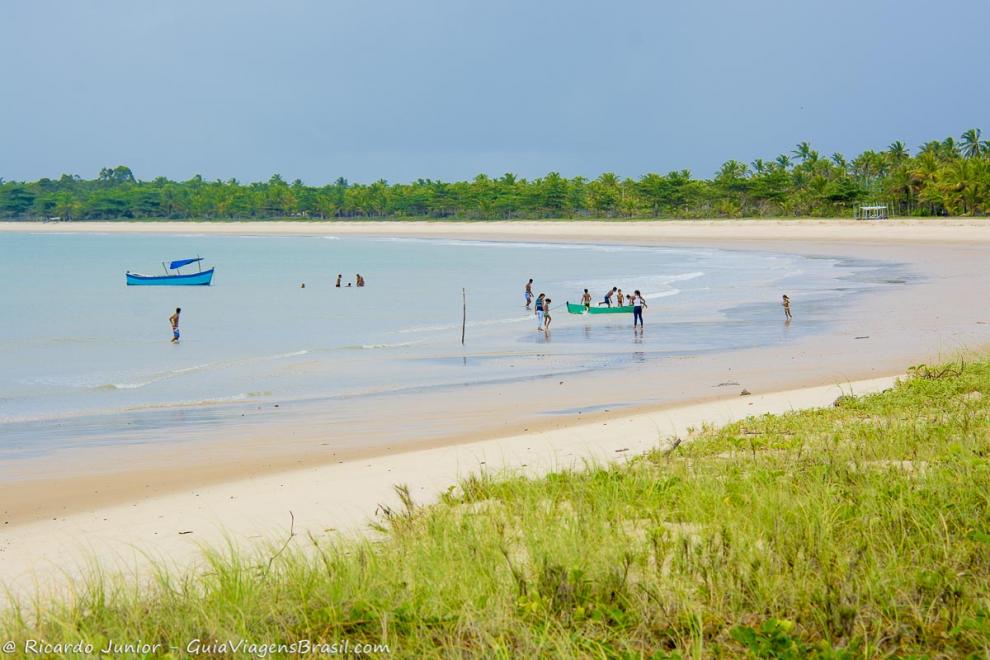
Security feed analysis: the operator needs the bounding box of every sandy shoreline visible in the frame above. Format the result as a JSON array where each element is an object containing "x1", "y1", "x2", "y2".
[
  {"x1": 3, "y1": 217, "x2": 989, "y2": 243},
  {"x1": 2, "y1": 375, "x2": 900, "y2": 598},
  {"x1": 3, "y1": 219, "x2": 990, "y2": 594}
]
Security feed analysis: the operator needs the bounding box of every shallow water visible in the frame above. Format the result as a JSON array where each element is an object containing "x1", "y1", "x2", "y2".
[{"x1": 0, "y1": 232, "x2": 906, "y2": 459}]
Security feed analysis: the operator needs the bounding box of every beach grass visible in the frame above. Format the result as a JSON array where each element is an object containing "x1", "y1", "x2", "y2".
[{"x1": 5, "y1": 358, "x2": 990, "y2": 657}]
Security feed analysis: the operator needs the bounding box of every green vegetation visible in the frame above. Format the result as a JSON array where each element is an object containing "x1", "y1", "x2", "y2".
[
  {"x1": 3, "y1": 131, "x2": 990, "y2": 222},
  {"x1": 5, "y1": 357, "x2": 990, "y2": 657}
]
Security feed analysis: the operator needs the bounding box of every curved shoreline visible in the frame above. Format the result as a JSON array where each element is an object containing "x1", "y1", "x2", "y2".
[
  {"x1": 2, "y1": 219, "x2": 990, "y2": 594},
  {"x1": 2, "y1": 217, "x2": 989, "y2": 243},
  {"x1": 2, "y1": 374, "x2": 901, "y2": 598}
]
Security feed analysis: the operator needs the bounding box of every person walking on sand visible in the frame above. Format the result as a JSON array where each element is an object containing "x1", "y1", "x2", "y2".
[
  {"x1": 782, "y1": 294, "x2": 792, "y2": 320},
  {"x1": 535, "y1": 293, "x2": 545, "y2": 329},
  {"x1": 600, "y1": 287, "x2": 617, "y2": 307},
  {"x1": 581, "y1": 288, "x2": 592, "y2": 311},
  {"x1": 632, "y1": 290, "x2": 646, "y2": 328},
  {"x1": 356, "y1": 274, "x2": 365, "y2": 287},
  {"x1": 169, "y1": 307, "x2": 181, "y2": 343},
  {"x1": 524, "y1": 278, "x2": 534, "y2": 309},
  {"x1": 543, "y1": 297, "x2": 552, "y2": 332}
]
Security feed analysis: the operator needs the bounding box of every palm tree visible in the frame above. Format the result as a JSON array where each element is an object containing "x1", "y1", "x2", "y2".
[
  {"x1": 751, "y1": 158, "x2": 767, "y2": 175},
  {"x1": 941, "y1": 137, "x2": 960, "y2": 159},
  {"x1": 911, "y1": 152, "x2": 940, "y2": 182},
  {"x1": 961, "y1": 128, "x2": 984, "y2": 159},
  {"x1": 852, "y1": 150, "x2": 888, "y2": 185},
  {"x1": 941, "y1": 159, "x2": 980, "y2": 214},
  {"x1": 716, "y1": 160, "x2": 749, "y2": 181},
  {"x1": 886, "y1": 141, "x2": 909, "y2": 163},
  {"x1": 918, "y1": 141, "x2": 942, "y2": 158},
  {"x1": 775, "y1": 154, "x2": 792, "y2": 170},
  {"x1": 911, "y1": 152, "x2": 942, "y2": 213},
  {"x1": 792, "y1": 142, "x2": 813, "y2": 163}
]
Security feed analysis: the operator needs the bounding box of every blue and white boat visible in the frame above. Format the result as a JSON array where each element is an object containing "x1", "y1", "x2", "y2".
[{"x1": 126, "y1": 258, "x2": 215, "y2": 286}]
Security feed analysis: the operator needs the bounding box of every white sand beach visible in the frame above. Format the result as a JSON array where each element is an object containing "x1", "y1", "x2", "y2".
[
  {"x1": 2, "y1": 218, "x2": 989, "y2": 597},
  {"x1": 2, "y1": 375, "x2": 898, "y2": 599}
]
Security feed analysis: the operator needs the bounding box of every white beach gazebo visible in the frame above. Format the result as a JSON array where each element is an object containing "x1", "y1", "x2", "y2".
[{"x1": 856, "y1": 204, "x2": 889, "y2": 220}]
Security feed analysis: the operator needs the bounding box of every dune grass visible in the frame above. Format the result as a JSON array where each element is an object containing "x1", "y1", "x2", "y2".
[{"x1": 5, "y1": 359, "x2": 990, "y2": 657}]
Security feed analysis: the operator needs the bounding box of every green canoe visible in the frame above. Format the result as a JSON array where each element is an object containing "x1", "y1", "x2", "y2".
[{"x1": 566, "y1": 302, "x2": 634, "y2": 315}]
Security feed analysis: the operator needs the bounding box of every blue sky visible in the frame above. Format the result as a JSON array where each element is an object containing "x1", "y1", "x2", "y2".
[{"x1": 1, "y1": 0, "x2": 987, "y2": 184}]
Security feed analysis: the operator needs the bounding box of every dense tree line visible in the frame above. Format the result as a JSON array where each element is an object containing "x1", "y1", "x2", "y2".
[{"x1": 2, "y1": 131, "x2": 988, "y2": 221}]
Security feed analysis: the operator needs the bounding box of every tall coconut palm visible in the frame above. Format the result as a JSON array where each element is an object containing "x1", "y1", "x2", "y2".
[
  {"x1": 887, "y1": 141, "x2": 909, "y2": 163},
  {"x1": 961, "y1": 128, "x2": 984, "y2": 159},
  {"x1": 941, "y1": 137, "x2": 960, "y2": 159},
  {"x1": 918, "y1": 141, "x2": 942, "y2": 159},
  {"x1": 775, "y1": 154, "x2": 792, "y2": 170},
  {"x1": 792, "y1": 142, "x2": 813, "y2": 163},
  {"x1": 716, "y1": 160, "x2": 749, "y2": 182},
  {"x1": 911, "y1": 152, "x2": 940, "y2": 184}
]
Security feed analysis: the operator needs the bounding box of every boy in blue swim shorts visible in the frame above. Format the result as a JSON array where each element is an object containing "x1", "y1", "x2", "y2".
[{"x1": 169, "y1": 307, "x2": 181, "y2": 343}]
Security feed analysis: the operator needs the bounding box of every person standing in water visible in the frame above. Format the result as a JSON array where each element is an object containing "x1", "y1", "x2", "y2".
[
  {"x1": 356, "y1": 274, "x2": 365, "y2": 287},
  {"x1": 581, "y1": 288, "x2": 592, "y2": 311},
  {"x1": 782, "y1": 294, "x2": 792, "y2": 320},
  {"x1": 543, "y1": 297, "x2": 552, "y2": 331},
  {"x1": 524, "y1": 278, "x2": 534, "y2": 309},
  {"x1": 616, "y1": 289, "x2": 625, "y2": 307},
  {"x1": 169, "y1": 307, "x2": 181, "y2": 343},
  {"x1": 535, "y1": 293, "x2": 545, "y2": 329},
  {"x1": 632, "y1": 290, "x2": 646, "y2": 328},
  {"x1": 335, "y1": 274, "x2": 342, "y2": 288}
]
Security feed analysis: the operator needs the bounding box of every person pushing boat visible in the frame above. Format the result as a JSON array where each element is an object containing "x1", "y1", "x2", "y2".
[
  {"x1": 169, "y1": 307, "x2": 181, "y2": 343},
  {"x1": 600, "y1": 287, "x2": 617, "y2": 307}
]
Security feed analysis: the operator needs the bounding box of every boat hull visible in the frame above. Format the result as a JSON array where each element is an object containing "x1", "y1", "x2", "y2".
[
  {"x1": 566, "y1": 302, "x2": 633, "y2": 314},
  {"x1": 126, "y1": 268, "x2": 214, "y2": 286}
]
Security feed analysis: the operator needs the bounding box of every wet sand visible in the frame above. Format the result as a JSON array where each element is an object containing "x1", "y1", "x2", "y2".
[{"x1": 1, "y1": 219, "x2": 989, "y2": 594}]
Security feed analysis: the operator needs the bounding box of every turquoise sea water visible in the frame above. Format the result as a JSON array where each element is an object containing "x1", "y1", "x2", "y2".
[{"x1": 0, "y1": 232, "x2": 906, "y2": 459}]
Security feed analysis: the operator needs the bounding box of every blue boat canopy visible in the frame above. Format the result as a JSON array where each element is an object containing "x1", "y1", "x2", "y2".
[{"x1": 169, "y1": 258, "x2": 203, "y2": 270}]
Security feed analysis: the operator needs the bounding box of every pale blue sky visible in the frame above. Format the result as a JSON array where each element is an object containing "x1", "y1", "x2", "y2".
[{"x1": 2, "y1": 0, "x2": 987, "y2": 184}]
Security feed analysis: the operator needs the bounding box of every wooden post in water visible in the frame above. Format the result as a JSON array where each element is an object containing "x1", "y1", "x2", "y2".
[{"x1": 461, "y1": 288, "x2": 466, "y2": 345}]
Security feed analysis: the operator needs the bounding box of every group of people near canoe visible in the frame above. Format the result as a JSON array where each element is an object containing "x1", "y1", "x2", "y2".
[
  {"x1": 335, "y1": 273, "x2": 365, "y2": 288},
  {"x1": 524, "y1": 279, "x2": 648, "y2": 331},
  {"x1": 301, "y1": 273, "x2": 365, "y2": 289}
]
